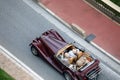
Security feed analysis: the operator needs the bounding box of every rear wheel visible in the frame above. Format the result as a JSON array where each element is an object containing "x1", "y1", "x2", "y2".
[
  {"x1": 64, "y1": 73, "x2": 72, "y2": 80},
  {"x1": 31, "y1": 46, "x2": 39, "y2": 56}
]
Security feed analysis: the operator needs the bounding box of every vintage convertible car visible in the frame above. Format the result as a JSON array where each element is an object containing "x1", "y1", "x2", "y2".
[{"x1": 30, "y1": 29, "x2": 101, "y2": 80}]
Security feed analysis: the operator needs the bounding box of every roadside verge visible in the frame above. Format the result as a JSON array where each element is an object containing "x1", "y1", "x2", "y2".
[{"x1": 0, "y1": 45, "x2": 44, "y2": 80}]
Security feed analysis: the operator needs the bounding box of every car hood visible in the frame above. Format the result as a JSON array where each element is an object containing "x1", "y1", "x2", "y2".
[{"x1": 41, "y1": 35, "x2": 68, "y2": 54}]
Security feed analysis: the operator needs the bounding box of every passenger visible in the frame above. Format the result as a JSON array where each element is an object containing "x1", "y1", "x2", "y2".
[
  {"x1": 60, "y1": 52, "x2": 72, "y2": 66},
  {"x1": 61, "y1": 57, "x2": 70, "y2": 66},
  {"x1": 60, "y1": 52, "x2": 77, "y2": 66},
  {"x1": 67, "y1": 50, "x2": 77, "y2": 58},
  {"x1": 76, "y1": 56, "x2": 90, "y2": 68},
  {"x1": 76, "y1": 57, "x2": 85, "y2": 67},
  {"x1": 65, "y1": 52, "x2": 77, "y2": 61},
  {"x1": 72, "y1": 48, "x2": 83, "y2": 59}
]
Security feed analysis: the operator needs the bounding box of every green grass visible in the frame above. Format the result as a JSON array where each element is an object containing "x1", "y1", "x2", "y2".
[
  {"x1": 95, "y1": 0, "x2": 120, "y2": 16},
  {"x1": 0, "y1": 68, "x2": 15, "y2": 80},
  {"x1": 110, "y1": 0, "x2": 120, "y2": 7}
]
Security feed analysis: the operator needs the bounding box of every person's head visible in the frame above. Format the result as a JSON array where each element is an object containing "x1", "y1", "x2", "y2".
[
  {"x1": 72, "y1": 48, "x2": 77, "y2": 53},
  {"x1": 64, "y1": 52, "x2": 69, "y2": 58},
  {"x1": 76, "y1": 56, "x2": 86, "y2": 67}
]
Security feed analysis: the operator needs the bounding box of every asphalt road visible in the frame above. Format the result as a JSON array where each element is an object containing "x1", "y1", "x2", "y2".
[{"x1": 0, "y1": 0, "x2": 120, "y2": 80}]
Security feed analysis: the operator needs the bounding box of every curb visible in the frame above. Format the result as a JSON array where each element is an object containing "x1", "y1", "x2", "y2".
[
  {"x1": 0, "y1": 45, "x2": 44, "y2": 80},
  {"x1": 91, "y1": 42, "x2": 120, "y2": 64},
  {"x1": 37, "y1": 1, "x2": 120, "y2": 65}
]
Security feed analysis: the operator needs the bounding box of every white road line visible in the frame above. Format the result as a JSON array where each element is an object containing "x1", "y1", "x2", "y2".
[{"x1": 0, "y1": 45, "x2": 44, "y2": 80}]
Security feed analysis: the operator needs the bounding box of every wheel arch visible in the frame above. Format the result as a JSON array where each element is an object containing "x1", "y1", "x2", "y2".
[{"x1": 63, "y1": 70, "x2": 78, "y2": 80}]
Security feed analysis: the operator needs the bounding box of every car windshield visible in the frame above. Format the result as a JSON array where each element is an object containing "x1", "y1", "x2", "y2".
[{"x1": 56, "y1": 44, "x2": 73, "y2": 57}]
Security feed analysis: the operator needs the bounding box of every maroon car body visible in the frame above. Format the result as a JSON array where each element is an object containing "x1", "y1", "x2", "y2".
[{"x1": 30, "y1": 29, "x2": 101, "y2": 80}]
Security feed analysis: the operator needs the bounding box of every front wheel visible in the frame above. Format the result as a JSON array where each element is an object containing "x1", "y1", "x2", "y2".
[
  {"x1": 64, "y1": 73, "x2": 72, "y2": 80},
  {"x1": 31, "y1": 46, "x2": 39, "y2": 56}
]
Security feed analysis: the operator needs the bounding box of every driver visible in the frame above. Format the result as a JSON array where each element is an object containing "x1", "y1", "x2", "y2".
[{"x1": 64, "y1": 52, "x2": 77, "y2": 63}]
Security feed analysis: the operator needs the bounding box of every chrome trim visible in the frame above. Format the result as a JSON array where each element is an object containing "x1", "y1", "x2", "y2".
[{"x1": 86, "y1": 67, "x2": 101, "y2": 79}]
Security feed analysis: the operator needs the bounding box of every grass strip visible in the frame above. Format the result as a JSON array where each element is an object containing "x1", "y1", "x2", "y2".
[
  {"x1": 0, "y1": 68, "x2": 15, "y2": 80},
  {"x1": 95, "y1": 0, "x2": 120, "y2": 16},
  {"x1": 110, "y1": 0, "x2": 120, "y2": 7}
]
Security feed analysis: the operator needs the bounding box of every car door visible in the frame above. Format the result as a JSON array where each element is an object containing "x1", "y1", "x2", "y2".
[{"x1": 52, "y1": 55, "x2": 66, "y2": 73}]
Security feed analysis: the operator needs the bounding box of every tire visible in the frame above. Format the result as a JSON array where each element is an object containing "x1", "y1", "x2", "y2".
[
  {"x1": 64, "y1": 72, "x2": 72, "y2": 80},
  {"x1": 31, "y1": 46, "x2": 39, "y2": 56}
]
